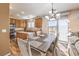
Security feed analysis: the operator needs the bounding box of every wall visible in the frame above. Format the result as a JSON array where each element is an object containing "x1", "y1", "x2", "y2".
[
  {"x1": 0, "y1": 4, "x2": 9, "y2": 55},
  {"x1": 68, "y1": 10, "x2": 79, "y2": 32}
]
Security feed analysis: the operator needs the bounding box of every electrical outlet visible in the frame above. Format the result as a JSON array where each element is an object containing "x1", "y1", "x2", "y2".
[{"x1": 2, "y1": 29, "x2": 6, "y2": 32}]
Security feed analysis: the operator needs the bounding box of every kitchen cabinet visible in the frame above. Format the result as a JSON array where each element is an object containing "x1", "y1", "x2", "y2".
[{"x1": 35, "y1": 17, "x2": 42, "y2": 28}]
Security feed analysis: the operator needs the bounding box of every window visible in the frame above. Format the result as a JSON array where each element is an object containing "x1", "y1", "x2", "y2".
[
  {"x1": 48, "y1": 20, "x2": 57, "y2": 27},
  {"x1": 59, "y1": 19, "x2": 68, "y2": 42},
  {"x1": 28, "y1": 21, "x2": 35, "y2": 28},
  {"x1": 48, "y1": 20, "x2": 57, "y2": 34}
]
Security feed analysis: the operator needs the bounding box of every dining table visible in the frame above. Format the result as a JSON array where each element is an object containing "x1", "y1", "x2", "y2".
[
  {"x1": 16, "y1": 30, "x2": 56, "y2": 54},
  {"x1": 29, "y1": 33, "x2": 56, "y2": 53}
]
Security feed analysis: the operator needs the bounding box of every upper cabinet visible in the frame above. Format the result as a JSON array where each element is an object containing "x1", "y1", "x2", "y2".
[
  {"x1": 10, "y1": 18, "x2": 27, "y2": 28},
  {"x1": 35, "y1": 16, "x2": 42, "y2": 28},
  {"x1": 16, "y1": 20, "x2": 26, "y2": 28}
]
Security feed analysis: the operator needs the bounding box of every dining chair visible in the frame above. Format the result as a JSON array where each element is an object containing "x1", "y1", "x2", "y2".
[
  {"x1": 16, "y1": 32, "x2": 32, "y2": 56},
  {"x1": 68, "y1": 36, "x2": 79, "y2": 56},
  {"x1": 75, "y1": 39, "x2": 79, "y2": 54}
]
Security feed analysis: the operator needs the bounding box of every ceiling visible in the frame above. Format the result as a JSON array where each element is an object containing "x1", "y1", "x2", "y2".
[{"x1": 10, "y1": 3, "x2": 79, "y2": 19}]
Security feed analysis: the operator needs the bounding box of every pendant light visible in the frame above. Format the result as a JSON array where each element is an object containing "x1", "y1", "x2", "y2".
[{"x1": 49, "y1": 3, "x2": 60, "y2": 20}]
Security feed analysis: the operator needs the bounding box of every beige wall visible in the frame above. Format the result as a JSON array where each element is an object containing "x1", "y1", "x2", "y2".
[
  {"x1": 68, "y1": 10, "x2": 79, "y2": 32},
  {"x1": 0, "y1": 4, "x2": 9, "y2": 55}
]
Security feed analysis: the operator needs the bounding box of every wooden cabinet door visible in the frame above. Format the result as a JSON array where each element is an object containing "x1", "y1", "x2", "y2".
[
  {"x1": 16, "y1": 20, "x2": 20, "y2": 28},
  {"x1": 20, "y1": 20, "x2": 26, "y2": 28},
  {"x1": 16, "y1": 20, "x2": 26, "y2": 28},
  {"x1": 35, "y1": 18, "x2": 42, "y2": 28}
]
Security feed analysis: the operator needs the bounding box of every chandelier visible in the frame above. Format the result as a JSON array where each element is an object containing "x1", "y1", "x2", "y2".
[{"x1": 45, "y1": 3, "x2": 60, "y2": 20}]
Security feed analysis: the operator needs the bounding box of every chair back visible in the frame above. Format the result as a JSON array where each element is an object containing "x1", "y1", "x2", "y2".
[{"x1": 16, "y1": 32, "x2": 32, "y2": 56}]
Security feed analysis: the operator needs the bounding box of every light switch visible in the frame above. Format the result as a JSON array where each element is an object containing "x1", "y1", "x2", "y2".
[{"x1": 2, "y1": 29, "x2": 6, "y2": 32}]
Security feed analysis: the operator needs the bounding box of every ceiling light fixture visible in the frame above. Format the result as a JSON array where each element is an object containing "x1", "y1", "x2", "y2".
[
  {"x1": 49, "y1": 10, "x2": 52, "y2": 14},
  {"x1": 45, "y1": 16, "x2": 49, "y2": 19},
  {"x1": 56, "y1": 13, "x2": 61, "y2": 17},
  {"x1": 49, "y1": 3, "x2": 61, "y2": 19}
]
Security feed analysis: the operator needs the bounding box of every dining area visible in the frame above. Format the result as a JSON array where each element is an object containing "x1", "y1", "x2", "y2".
[
  {"x1": 16, "y1": 31, "x2": 55, "y2": 56},
  {"x1": 0, "y1": 3, "x2": 79, "y2": 56},
  {"x1": 10, "y1": 16, "x2": 56, "y2": 56},
  {"x1": 9, "y1": 3, "x2": 79, "y2": 56}
]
